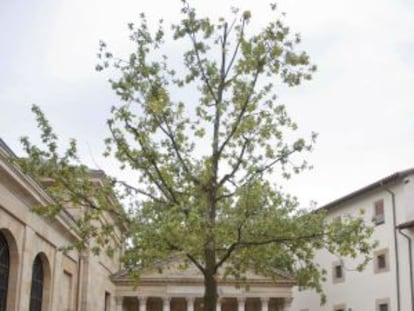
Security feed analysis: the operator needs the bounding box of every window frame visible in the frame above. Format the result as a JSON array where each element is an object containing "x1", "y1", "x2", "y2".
[
  {"x1": 374, "y1": 248, "x2": 390, "y2": 273},
  {"x1": 376, "y1": 298, "x2": 390, "y2": 311},
  {"x1": 374, "y1": 199, "x2": 385, "y2": 225},
  {"x1": 333, "y1": 303, "x2": 346, "y2": 311}
]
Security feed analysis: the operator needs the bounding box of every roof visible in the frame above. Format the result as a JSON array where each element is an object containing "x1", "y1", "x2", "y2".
[
  {"x1": 111, "y1": 261, "x2": 294, "y2": 287},
  {"x1": 321, "y1": 168, "x2": 414, "y2": 210}
]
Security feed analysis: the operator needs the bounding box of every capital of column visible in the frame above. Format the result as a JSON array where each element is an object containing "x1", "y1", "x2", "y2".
[
  {"x1": 216, "y1": 298, "x2": 222, "y2": 311},
  {"x1": 139, "y1": 296, "x2": 148, "y2": 311},
  {"x1": 163, "y1": 296, "x2": 171, "y2": 311},
  {"x1": 260, "y1": 297, "x2": 269, "y2": 311},
  {"x1": 187, "y1": 296, "x2": 195, "y2": 311},
  {"x1": 237, "y1": 297, "x2": 246, "y2": 311}
]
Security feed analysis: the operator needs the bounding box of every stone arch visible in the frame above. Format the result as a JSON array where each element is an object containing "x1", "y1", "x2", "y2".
[
  {"x1": 0, "y1": 229, "x2": 19, "y2": 311},
  {"x1": 29, "y1": 252, "x2": 51, "y2": 311}
]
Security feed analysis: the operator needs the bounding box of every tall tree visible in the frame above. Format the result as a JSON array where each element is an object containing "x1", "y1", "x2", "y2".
[{"x1": 19, "y1": 1, "x2": 375, "y2": 309}]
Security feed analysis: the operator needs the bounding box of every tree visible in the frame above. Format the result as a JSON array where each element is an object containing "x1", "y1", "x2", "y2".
[{"x1": 18, "y1": 1, "x2": 375, "y2": 309}]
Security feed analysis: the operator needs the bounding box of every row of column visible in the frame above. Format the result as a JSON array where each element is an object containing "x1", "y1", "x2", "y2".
[{"x1": 115, "y1": 296, "x2": 292, "y2": 311}]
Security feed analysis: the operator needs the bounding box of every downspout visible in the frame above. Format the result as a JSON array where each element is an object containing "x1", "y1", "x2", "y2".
[
  {"x1": 398, "y1": 228, "x2": 414, "y2": 311},
  {"x1": 385, "y1": 188, "x2": 401, "y2": 311}
]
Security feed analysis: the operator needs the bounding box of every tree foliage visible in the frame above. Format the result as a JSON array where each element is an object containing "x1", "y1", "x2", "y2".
[{"x1": 19, "y1": 1, "x2": 375, "y2": 308}]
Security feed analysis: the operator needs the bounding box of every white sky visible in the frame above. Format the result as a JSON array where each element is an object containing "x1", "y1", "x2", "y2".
[{"x1": 1, "y1": 0, "x2": 414, "y2": 207}]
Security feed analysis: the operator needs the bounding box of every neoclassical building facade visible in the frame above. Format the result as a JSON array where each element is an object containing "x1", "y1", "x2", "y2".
[
  {"x1": 0, "y1": 138, "x2": 295, "y2": 311},
  {"x1": 112, "y1": 263, "x2": 294, "y2": 311}
]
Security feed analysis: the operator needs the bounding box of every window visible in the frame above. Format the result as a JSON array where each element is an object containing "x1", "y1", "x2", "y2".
[
  {"x1": 379, "y1": 304, "x2": 388, "y2": 311},
  {"x1": 374, "y1": 199, "x2": 385, "y2": 225},
  {"x1": 374, "y1": 249, "x2": 390, "y2": 273},
  {"x1": 376, "y1": 298, "x2": 390, "y2": 311},
  {"x1": 334, "y1": 304, "x2": 346, "y2": 311},
  {"x1": 378, "y1": 254, "x2": 386, "y2": 269},
  {"x1": 0, "y1": 233, "x2": 9, "y2": 311},
  {"x1": 332, "y1": 261, "x2": 345, "y2": 283},
  {"x1": 29, "y1": 255, "x2": 44, "y2": 311}
]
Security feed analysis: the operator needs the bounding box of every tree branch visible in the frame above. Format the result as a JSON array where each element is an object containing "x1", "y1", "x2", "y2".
[
  {"x1": 218, "y1": 136, "x2": 249, "y2": 188},
  {"x1": 187, "y1": 253, "x2": 207, "y2": 276},
  {"x1": 157, "y1": 112, "x2": 200, "y2": 185},
  {"x1": 217, "y1": 67, "x2": 261, "y2": 158},
  {"x1": 185, "y1": 22, "x2": 218, "y2": 103},
  {"x1": 124, "y1": 120, "x2": 179, "y2": 204}
]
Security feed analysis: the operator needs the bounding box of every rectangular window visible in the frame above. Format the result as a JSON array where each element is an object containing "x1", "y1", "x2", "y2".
[
  {"x1": 374, "y1": 199, "x2": 385, "y2": 225},
  {"x1": 332, "y1": 261, "x2": 345, "y2": 283},
  {"x1": 379, "y1": 304, "x2": 388, "y2": 311},
  {"x1": 374, "y1": 249, "x2": 390, "y2": 273},
  {"x1": 378, "y1": 254, "x2": 386, "y2": 269},
  {"x1": 376, "y1": 298, "x2": 390, "y2": 311},
  {"x1": 335, "y1": 265, "x2": 343, "y2": 279},
  {"x1": 334, "y1": 304, "x2": 346, "y2": 311}
]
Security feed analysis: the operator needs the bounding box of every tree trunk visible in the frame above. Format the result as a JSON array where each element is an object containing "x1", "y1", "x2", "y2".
[
  {"x1": 204, "y1": 253, "x2": 218, "y2": 311},
  {"x1": 204, "y1": 187, "x2": 217, "y2": 311}
]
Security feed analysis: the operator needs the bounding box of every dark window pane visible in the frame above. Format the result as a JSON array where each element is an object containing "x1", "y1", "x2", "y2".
[
  {"x1": 29, "y1": 255, "x2": 44, "y2": 311},
  {"x1": 379, "y1": 303, "x2": 388, "y2": 311},
  {"x1": 0, "y1": 233, "x2": 9, "y2": 311}
]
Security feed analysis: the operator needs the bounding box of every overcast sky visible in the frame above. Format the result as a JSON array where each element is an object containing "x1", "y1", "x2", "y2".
[{"x1": 1, "y1": 0, "x2": 414, "y2": 207}]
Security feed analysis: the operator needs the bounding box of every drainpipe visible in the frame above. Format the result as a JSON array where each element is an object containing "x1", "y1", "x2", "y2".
[
  {"x1": 385, "y1": 188, "x2": 401, "y2": 311},
  {"x1": 398, "y1": 228, "x2": 414, "y2": 311}
]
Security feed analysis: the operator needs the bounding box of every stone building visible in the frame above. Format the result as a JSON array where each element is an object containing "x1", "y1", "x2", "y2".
[
  {"x1": 0, "y1": 138, "x2": 295, "y2": 311},
  {"x1": 112, "y1": 262, "x2": 295, "y2": 311},
  {"x1": 0, "y1": 139, "x2": 123, "y2": 311}
]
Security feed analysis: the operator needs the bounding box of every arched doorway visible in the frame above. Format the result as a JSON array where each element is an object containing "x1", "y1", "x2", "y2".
[{"x1": 0, "y1": 232, "x2": 9, "y2": 311}]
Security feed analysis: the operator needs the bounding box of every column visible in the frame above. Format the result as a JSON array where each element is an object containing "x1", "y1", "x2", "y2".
[
  {"x1": 115, "y1": 296, "x2": 123, "y2": 311},
  {"x1": 163, "y1": 297, "x2": 171, "y2": 311},
  {"x1": 187, "y1": 297, "x2": 195, "y2": 311},
  {"x1": 237, "y1": 297, "x2": 245, "y2": 311},
  {"x1": 283, "y1": 298, "x2": 293, "y2": 311},
  {"x1": 216, "y1": 298, "x2": 221, "y2": 311},
  {"x1": 260, "y1": 298, "x2": 269, "y2": 311},
  {"x1": 139, "y1": 296, "x2": 147, "y2": 311}
]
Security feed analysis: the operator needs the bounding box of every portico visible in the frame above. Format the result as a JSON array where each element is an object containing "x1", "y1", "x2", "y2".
[{"x1": 112, "y1": 263, "x2": 294, "y2": 311}]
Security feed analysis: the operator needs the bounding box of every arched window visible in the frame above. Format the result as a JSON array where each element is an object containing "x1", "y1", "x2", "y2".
[
  {"x1": 29, "y1": 255, "x2": 44, "y2": 311},
  {"x1": 0, "y1": 233, "x2": 9, "y2": 311}
]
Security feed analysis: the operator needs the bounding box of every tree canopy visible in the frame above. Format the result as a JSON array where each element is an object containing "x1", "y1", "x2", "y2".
[{"x1": 18, "y1": 1, "x2": 375, "y2": 308}]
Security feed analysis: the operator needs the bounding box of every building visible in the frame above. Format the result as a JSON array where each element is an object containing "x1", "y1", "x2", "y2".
[
  {"x1": 0, "y1": 139, "x2": 124, "y2": 311},
  {"x1": 292, "y1": 169, "x2": 414, "y2": 311},
  {"x1": 0, "y1": 139, "x2": 295, "y2": 311},
  {"x1": 113, "y1": 261, "x2": 295, "y2": 311}
]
